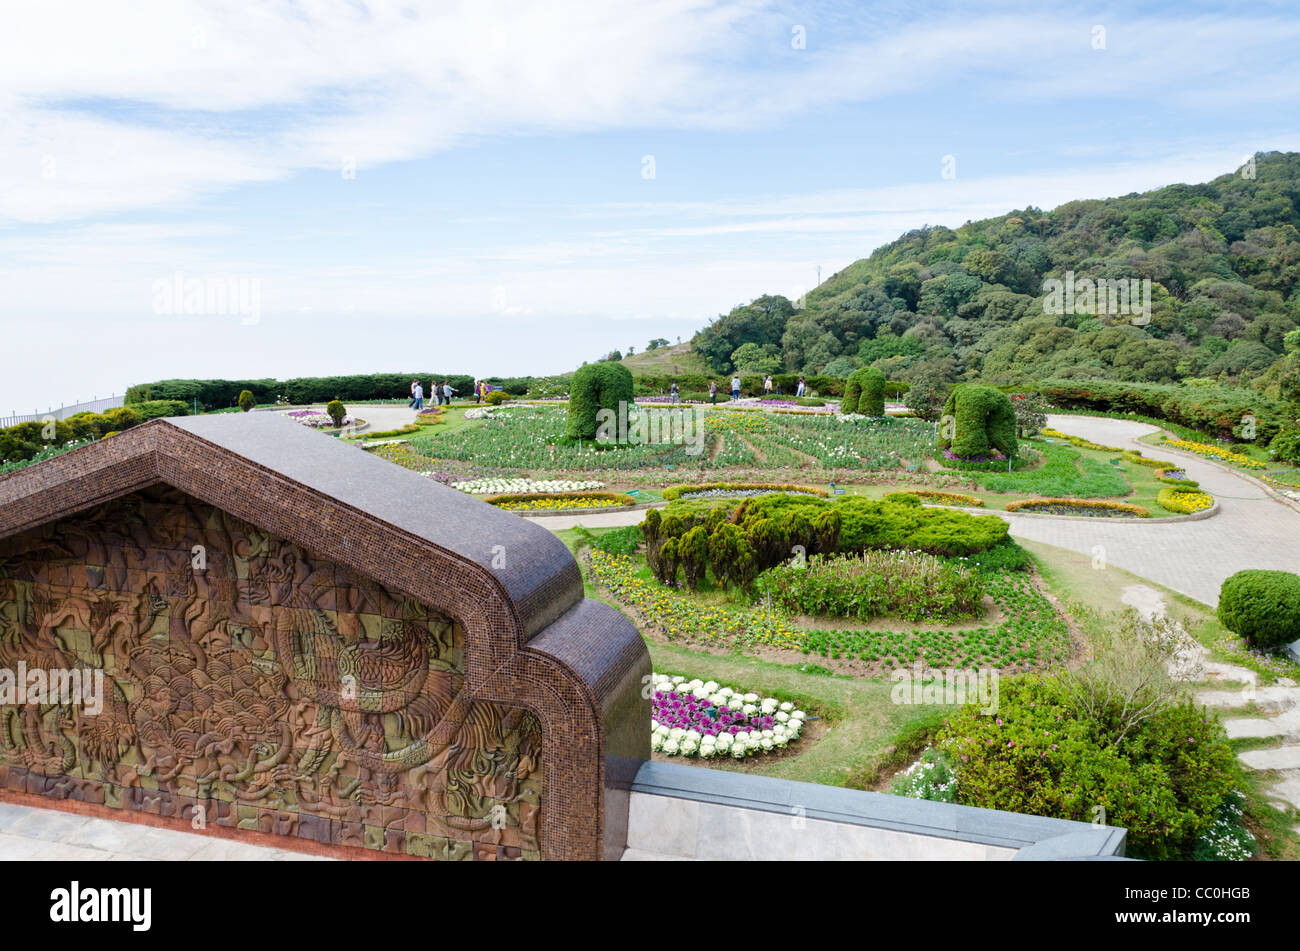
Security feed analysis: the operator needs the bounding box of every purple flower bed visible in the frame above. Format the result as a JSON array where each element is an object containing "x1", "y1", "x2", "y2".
[
  {"x1": 286, "y1": 409, "x2": 316, "y2": 418},
  {"x1": 653, "y1": 689, "x2": 776, "y2": 736}
]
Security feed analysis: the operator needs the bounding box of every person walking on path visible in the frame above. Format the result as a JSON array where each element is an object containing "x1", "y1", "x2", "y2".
[
  {"x1": 763, "y1": 375, "x2": 773, "y2": 397},
  {"x1": 443, "y1": 381, "x2": 455, "y2": 404},
  {"x1": 796, "y1": 377, "x2": 807, "y2": 398},
  {"x1": 709, "y1": 381, "x2": 718, "y2": 405},
  {"x1": 670, "y1": 381, "x2": 679, "y2": 402},
  {"x1": 409, "y1": 379, "x2": 418, "y2": 408},
  {"x1": 413, "y1": 381, "x2": 424, "y2": 411},
  {"x1": 731, "y1": 376, "x2": 741, "y2": 400}
]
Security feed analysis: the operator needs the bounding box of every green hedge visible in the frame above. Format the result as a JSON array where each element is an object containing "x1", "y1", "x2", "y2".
[
  {"x1": 1218, "y1": 570, "x2": 1300, "y2": 650},
  {"x1": 1039, "y1": 379, "x2": 1291, "y2": 444},
  {"x1": 127, "y1": 374, "x2": 476, "y2": 411},
  {"x1": 567, "y1": 362, "x2": 634, "y2": 440},
  {"x1": 844, "y1": 367, "x2": 886, "y2": 416},
  {"x1": 940, "y1": 384, "x2": 1018, "y2": 460}
]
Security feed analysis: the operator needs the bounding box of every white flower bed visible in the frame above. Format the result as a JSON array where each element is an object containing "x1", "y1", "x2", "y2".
[
  {"x1": 650, "y1": 673, "x2": 806, "y2": 760},
  {"x1": 450, "y1": 478, "x2": 606, "y2": 495}
]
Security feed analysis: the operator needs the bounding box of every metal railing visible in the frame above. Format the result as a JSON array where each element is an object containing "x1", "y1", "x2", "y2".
[{"x1": 0, "y1": 394, "x2": 125, "y2": 429}]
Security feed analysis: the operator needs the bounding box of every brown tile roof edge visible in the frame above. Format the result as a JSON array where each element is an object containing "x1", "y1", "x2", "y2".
[{"x1": 0, "y1": 414, "x2": 584, "y2": 641}]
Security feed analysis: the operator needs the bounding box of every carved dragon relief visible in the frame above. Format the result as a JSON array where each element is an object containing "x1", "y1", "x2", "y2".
[{"x1": 0, "y1": 486, "x2": 542, "y2": 859}]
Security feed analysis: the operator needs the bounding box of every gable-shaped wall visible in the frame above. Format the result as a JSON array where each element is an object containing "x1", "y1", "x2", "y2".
[{"x1": 0, "y1": 416, "x2": 650, "y2": 859}]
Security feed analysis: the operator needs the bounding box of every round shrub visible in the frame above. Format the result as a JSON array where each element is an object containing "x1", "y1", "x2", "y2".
[
  {"x1": 567, "y1": 362, "x2": 634, "y2": 440},
  {"x1": 939, "y1": 383, "x2": 1018, "y2": 460},
  {"x1": 238, "y1": 389, "x2": 255, "y2": 412},
  {"x1": 1217, "y1": 569, "x2": 1300, "y2": 649},
  {"x1": 325, "y1": 399, "x2": 347, "y2": 427},
  {"x1": 484, "y1": 390, "x2": 509, "y2": 405}
]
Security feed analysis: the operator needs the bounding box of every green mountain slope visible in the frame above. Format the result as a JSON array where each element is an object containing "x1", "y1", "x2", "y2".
[{"x1": 691, "y1": 151, "x2": 1300, "y2": 397}]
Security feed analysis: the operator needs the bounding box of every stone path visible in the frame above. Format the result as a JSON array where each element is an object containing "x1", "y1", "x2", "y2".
[
  {"x1": 0, "y1": 801, "x2": 332, "y2": 860},
  {"x1": 1121, "y1": 583, "x2": 1300, "y2": 814}
]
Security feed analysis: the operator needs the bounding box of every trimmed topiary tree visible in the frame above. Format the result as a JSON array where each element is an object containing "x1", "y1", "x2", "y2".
[
  {"x1": 849, "y1": 367, "x2": 886, "y2": 416},
  {"x1": 567, "y1": 361, "x2": 634, "y2": 440},
  {"x1": 840, "y1": 374, "x2": 861, "y2": 415},
  {"x1": 939, "y1": 384, "x2": 1018, "y2": 460},
  {"x1": 1217, "y1": 569, "x2": 1300, "y2": 649},
  {"x1": 326, "y1": 399, "x2": 347, "y2": 428},
  {"x1": 237, "y1": 390, "x2": 255, "y2": 413}
]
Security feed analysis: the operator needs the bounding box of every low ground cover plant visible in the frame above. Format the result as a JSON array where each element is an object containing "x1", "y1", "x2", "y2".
[
  {"x1": 650, "y1": 673, "x2": 806, "y2": 759},
  {"x1": 755, "y1": 550, "x2": 985, "y2": 623}
]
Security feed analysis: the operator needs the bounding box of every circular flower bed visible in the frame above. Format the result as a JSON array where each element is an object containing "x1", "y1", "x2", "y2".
[
  {"x1": 650, "y1": 674, "x2": 806, "y2": 759},
  {"x1": 886, "y1": 489, "x2": 984, "y2": 507},
  {"x1": 1004, "y1": 498, "x2": 1150, "y2": 517},
  {"x1": 284, "y1": 410, "x2": 354, "y2": 429}
]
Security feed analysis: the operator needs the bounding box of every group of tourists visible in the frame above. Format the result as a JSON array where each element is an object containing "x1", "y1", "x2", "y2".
[{"x1": 408, "y1": 380, "x2": 456, "y2": 409}]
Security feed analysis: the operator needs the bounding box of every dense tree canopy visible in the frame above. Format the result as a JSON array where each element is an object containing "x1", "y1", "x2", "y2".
[{"x1": 689, "y1": 152, "x2": 1300, "y2": 397}]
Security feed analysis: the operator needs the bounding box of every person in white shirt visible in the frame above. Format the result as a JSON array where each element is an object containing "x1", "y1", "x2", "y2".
[{"x1": 730, "y1": 376, "x2": 741, "y2": 400}]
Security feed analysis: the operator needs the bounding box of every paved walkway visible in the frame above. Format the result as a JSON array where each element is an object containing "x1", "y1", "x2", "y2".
[
  {"x1": 0, "y1": 801, "x2": 331, "y2": 861},
  {"x1": 526, "y1": 415, "x2": 1300, "y2": 607}
]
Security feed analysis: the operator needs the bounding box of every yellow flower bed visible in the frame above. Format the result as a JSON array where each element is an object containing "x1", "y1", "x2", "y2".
[
  {"x1": 587, "y1": 550, "x2": 803, "y2": 649},
  {"x1": 487, "y1": 491, "x2": 635, "y2": 511},
  {"x1": 1156, "y1": 487, "x2": 1214, "y2": 514},
  {"x1": 1005, "y1": 498, "x2": 1151, "y2": 517},
  {"x1": 1165, "y1": 439, "x2": 1265, "y2": 469},
  {"x1": 704, "y1": 410, "x2": 768, "y2": 433}
]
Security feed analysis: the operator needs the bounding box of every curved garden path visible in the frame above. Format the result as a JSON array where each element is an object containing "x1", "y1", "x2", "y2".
[
  {"x1": 523, "y1": 414, "x2": 1300, "y2": 608},
  {"x1": 1001, "y1": 414, "x2": 1300, "y2": 607}
]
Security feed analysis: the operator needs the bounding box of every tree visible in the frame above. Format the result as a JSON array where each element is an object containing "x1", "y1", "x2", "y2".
[
  {"x1": 939, "y1": 384, "x2": 1018, "y2": 459},
  {"x1": 1010, "y1": 392, "x2": 1048, "y2": 437},
  {"x1": 237, "y1": 390, "x2": 255, "y2": 413},
  {"x1": 730, "y1": 342, "x2": 782, "y2": 375},
  {"x1": 904, "y1": 368, "x2": 950, "y2": 421},
  {"x1": 325, "y1": 399, "x2": 347, "y2": 427},
  {"x1": 567, "y1": 362, "x2": 634, "y2": 440},
  {"x1": 648, "y1": 337, "x2": 670, "y2": 351}
]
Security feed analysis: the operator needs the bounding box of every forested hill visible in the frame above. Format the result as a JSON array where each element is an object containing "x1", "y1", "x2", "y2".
[{"x1": 690, "y1": 151, "x2": 1300, "y2": 402}]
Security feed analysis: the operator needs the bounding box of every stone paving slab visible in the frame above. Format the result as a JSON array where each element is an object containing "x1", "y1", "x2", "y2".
[{"x1": 0, "y1": 801, "x2": 335, "y2": 861}]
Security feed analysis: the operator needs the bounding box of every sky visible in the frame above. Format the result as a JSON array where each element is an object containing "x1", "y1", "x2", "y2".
[{"x1": 2, "y1": 0, "x2": 1299, "y2": 412}]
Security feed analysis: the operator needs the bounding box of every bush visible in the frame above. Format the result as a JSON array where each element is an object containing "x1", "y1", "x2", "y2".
[
  {"x1": 238, "y1": 390, "x2": 255, "y2": 412},
  {"x1": 959, "y1": 537, "x2": 1031, "y2": 573},
  {"x1": 939, "y1": 384, "x2": 1018, "y2": 460},
  {"x1": 833, "y1": 495, "x2": 1008, "y2": 555},
  {"x1": 592, "y1": 525, "x2": 641, "y2": 556},
  {"x1": 939, "y1": 669, "x2": 1237, "y2": 861},
  {"x1": 1039, "y1": 379, "x2": 1290, "y2": 444},
  {"x1": 849, "y1": 367, "x2": 886, "y2": 416},
  {"x1": 840, "y1": 374, "x2": 862, "y2": 415},
  {"x1": 567, "y1": 362, "x2": 634, "y2": 440},
  {"x1": 795, "y1": 397, "x2": 825, "y2": 407},
  {"x1": 326, "y1": 400, "x2": 347, "y2": 427},
  {"x1": 1217, "y1": 570, "x2": 1300, "y2": 649},
  {"x1": 484, "y1": 390, "x2": 509, "y2": 406},
  {"x1": 131, "y1": 399, "x2": 189, "y2": 420},
  {"x1": 755, "y1": 549, "x2": 984, "y2": 623},
  {"x1": 1269, "y1": 427, "x2": 1300, "y2": 466}
]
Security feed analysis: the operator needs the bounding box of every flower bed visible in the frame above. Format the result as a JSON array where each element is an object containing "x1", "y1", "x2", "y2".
[
  {"x1": 283, "y1": 410, "x2": 354, "y2": 429},
  {"x1": 452, "y1": 478, "x2": 605, "y2": 495},
  {"x1": 1165, "y1": 439, "x2": 1265, "y2": 470},
  {"x1": 587, "y1": 550, "x2": 1070, "y2": 670},
  {"x1": 1262, "y1": 469, "x2": 1300, "y2": 490},
  {"x1": 935, "y1": 447, "x2": 1039, "y2": 472},
  {"x1": 1156, "y1": 487, "x2": 1213, "y2": 514},
  {"x1": 885, "y1": 490, "x2": 984, "y2": 507},
  {"x1": 485, "y1": 491, "x2": 635, "y2": 511},
  {"x1": 650, "y1": 674, "x2": 806, "y2": 758},
  {"x1": 755, "y1": 550, "x2": 985, "y2": 624},
  {"x1": 661, "y1": 481, "x2": 828, "y2": 502},
  {"x1": 1004, "y1": 498, "x2": 1150, "y2": 517}
]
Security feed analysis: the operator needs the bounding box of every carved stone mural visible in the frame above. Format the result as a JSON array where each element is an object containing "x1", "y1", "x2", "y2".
[{"x1": 0, "y1": 486, "x2": 543, "y2": 860}]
